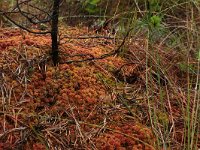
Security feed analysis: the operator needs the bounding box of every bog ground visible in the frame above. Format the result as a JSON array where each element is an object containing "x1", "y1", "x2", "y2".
[{"x1": 0, "y1": 26, "x2": 199, "y2": 150}]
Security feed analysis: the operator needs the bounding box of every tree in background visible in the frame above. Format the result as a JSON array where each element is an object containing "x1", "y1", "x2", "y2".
[
  {"x1": 0, "y1": 0, "x2": 132, "y2": 66},
  {"x1": 0, "y1": 0, "x2": 61, "y2": 66}
]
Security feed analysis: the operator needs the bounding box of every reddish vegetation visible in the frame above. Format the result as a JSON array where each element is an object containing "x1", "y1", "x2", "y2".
[
  {"x1": 2, "y1": 26, "x2": 198, "y2": 149},
  {"x1": 0, "y1": 27, "x2": 155, "y2": 149}
]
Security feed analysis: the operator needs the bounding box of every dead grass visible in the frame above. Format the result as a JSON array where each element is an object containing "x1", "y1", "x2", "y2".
[{"x1": 0, "y1": 26, "x2": 199, "y2": 150}]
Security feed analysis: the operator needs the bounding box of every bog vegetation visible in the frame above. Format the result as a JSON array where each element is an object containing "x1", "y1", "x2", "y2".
[{"x1": 0, "y1": 0, "x2": 199, "y2": 150}]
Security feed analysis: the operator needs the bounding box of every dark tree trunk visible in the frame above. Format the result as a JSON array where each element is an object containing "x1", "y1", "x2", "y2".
[{"x1": 51, "y1": 0, "x2": 60, "y2": 66}]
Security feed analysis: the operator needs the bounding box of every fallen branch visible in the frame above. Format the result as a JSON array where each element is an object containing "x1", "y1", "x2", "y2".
[
  {"x1": 61, "y1": 35, "x2": 117, "y2": 40},
  {"x1": 60, "y1": 27, "x2": 134, "y2": 64}
]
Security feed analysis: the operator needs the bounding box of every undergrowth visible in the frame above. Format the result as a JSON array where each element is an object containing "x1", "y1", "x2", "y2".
[{"x1": 0, "y1": 0, "x2": 200, "y2": 150}]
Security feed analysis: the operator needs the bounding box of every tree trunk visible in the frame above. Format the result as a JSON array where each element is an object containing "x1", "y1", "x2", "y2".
[{"x1": 51, "y1": 0, "x2": 60, "y2": 66}]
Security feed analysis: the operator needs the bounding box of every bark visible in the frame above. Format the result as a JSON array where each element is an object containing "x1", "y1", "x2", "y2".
[{"x1": 51, "y1": 0, "x2": 60, "y2": 66}]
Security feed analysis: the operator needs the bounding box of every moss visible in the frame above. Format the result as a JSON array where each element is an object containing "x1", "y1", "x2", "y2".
[
  {"x1": 63, "y1": 70, "x2": 72, "y2": 79},
  {"x1": 96, "y1": 72, "x2": 118, "y2": 87},
  {"x1": 28, "y1": 67, "x2": 35, "y2": 75},
  {"x1": 157, "y1": 111, "x2": 169, "y2": 125},
  {"x1": 105, "y1": 64, "x2": 116, "y2": 72}
]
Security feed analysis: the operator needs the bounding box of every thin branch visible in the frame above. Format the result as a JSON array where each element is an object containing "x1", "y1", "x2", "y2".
[
  {"x1": 60, "y1": 52, "x2": 94, "y2": 58},
  {"x1": 60, "y1": 27, "x2": 134, "y2": 64},
  {"x1": 1, "y1": 12, "x2": 51, "y2": 34},
  {"x1": 11, "y1": 0, "x2": 32, "y2": 12},
  {"x1": 15, "y1": 0, "x2": 52, "y2": 24},
  {"x1": 60, "y1": 35, "x2": 117, "y2": 41}
]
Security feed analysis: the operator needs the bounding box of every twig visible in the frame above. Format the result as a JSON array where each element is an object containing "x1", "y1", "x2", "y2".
[
  {"x1": 1, "y1": 11, "x2": 51, "y2": 34},
  {"x1": 0, "y1": 127, "x2": 27, "y2": 139},
  {"x1": 60, "y1": 35, "x2": 117, "y2": 41},
  {"x1": 60, "y1": 27, "x2": 134, "y2": 64}
]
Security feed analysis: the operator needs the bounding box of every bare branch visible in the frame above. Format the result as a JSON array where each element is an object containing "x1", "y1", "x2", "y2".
[
  {"x1": 1, "y1": 11, "x2": 51, "y2": 34},
  {"x1": 60, "y1": 35, "x2": 117, "y2": 42},
  {"x1": 15, "y1": 0, "x2": 52, "y2": 25},
  {"x1": 60, "y1": 27, "x2": 134, "y2": 64}
]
